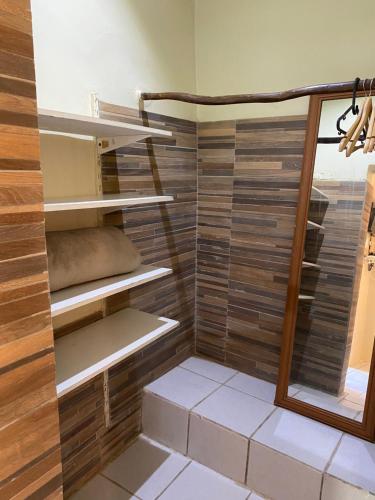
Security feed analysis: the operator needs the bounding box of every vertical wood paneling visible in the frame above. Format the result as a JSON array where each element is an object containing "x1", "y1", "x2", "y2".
[{"x1": 0, "y1": 1, "x2": 62, "y2": 497}]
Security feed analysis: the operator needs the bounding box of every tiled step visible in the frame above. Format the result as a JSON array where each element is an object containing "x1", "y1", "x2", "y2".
[
  {"x1": 142, "y1": 356, "x2": 375, "y2": 500},
  {"x1": 72, "y1": 434, "x2": 261, "y2": 500}
]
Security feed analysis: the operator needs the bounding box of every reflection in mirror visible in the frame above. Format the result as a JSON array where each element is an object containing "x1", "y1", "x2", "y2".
[{"x1": 288, "y1": 96, "x2": 375, "y2": 423}]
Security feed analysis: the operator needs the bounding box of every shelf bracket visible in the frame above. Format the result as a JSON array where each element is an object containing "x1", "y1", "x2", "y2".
[
  {"x1": 103, "y1": 370, "x2": 111, "y2": 429},
  {"x1": 97, "y1": 135, "x2": 150, "y2": 154}
]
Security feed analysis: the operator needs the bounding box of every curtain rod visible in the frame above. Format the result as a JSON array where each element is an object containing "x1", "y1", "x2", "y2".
[{"x1": 141, "y1": 78, "x2": 375, "y2": 106}]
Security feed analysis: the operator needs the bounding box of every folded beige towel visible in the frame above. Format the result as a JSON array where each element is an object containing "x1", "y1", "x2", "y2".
[{"x1": 46, "y1": 226, "x2": 141, "y2": 292}]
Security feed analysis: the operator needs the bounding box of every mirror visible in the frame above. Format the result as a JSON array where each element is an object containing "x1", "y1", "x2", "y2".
[{"x1": 277, "y1": 93, "x2": 375, "y2": 440}]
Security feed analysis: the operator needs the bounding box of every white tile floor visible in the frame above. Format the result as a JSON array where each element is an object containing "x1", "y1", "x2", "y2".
[
  {"x1": 292, "y1": 366, "x2": 369, "y2": 420},
  {"x1": 145, "y1": 366, "x2": 220, "y2": 409},
  {"x1": 327, "y1": 434, "x2": 375, "y2": 493},
  {"x1": 72, "y1": 435, "x2": 261, "y2": 500},
  {"x1": 193, "y1": 386, "x2": 274, "y2": 437},
  {"x1": 72, "y1": 357, "x2": 375, "y2": 500},
  {"x1": 143, "y1": 357, "x2": 375, "y2": 500}
]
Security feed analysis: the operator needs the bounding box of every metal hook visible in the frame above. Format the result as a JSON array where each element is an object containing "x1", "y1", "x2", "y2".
[
  {"x1": 352, "y1": 77, "x2": 360, "y2": 114},
  {"x1": 336, "y1": 77, "x2": 362, "y2": 137}
]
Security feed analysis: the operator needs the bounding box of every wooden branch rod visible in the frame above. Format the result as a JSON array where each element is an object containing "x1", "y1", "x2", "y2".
[{"x1": 141, "y1": 78, "x2": 375, "y2": 106}]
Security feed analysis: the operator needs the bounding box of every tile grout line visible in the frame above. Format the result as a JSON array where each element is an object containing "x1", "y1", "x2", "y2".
[
  {"x1": 178, "y1": 363, "x2": 239, "y2": 385},
  {"x1": 244, "y1": 438, "x2": 251, "y2": 486},
  {"x1": 186, "y1": 411, "x2": 191, "y2": 455},
  {"x1": 318, "y1": 433, "x2": 345, "y2": 499},
  {"x1": 154, "y1": 460, "x2": 192, "y2": 499},
  {"x1": 224, "y1": 384, "x2": 277, "y2": 406},
  {"x1": 190, "y1": 382, "x2": 223, "y2": 411},
  {"x1": 99, "y1": 472, "x2": 141, "y2": 499},
  {"x1": 188, "y1": 396, "x2": 278, "y2": 447},
  {"x1": 179, "y1": 361, "x2": 280, "y2": 407},
  {"x1": 248, "y1": 405, "x2": 279, "y2": 441},
  {"x1": 145, "y1": 431, "x2": 253, "y2": 498},
  {"x1": 223, "y1": 370, "x2": 241, "y2": 386},
  {"x1": 245, "y1": 403, "x2": 281, "y2": 486},
  {"x1": 323, "y1": 432, "x2": 344, "y2": 475}
]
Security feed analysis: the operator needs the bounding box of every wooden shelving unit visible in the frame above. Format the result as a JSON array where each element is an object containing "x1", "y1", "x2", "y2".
[
  {"x1": 55, "y1": 308, "x2": 179, "y2": 397},
  {"x1": 51, "y1": 265, "x2": 172, "y2": 317},
  {"x1": 45, "y1": 193, "x2": 174, "y2": 213}
]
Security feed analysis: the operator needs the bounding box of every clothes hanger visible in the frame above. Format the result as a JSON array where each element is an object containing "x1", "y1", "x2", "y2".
[
  {"x1": 369, "y1": 127, "x2": 375, "y2": 152},
  {"x1": 346, "y1": 93, "x2": 372, "y2": 157},
  {"x1": 339, "y1": 109, "x2": 363, "y2": 152},
  {"x1": 338, "y1": 77, "x2": 363, "y2": 152},
  {"x1": 346, "y1": 97, "x2": 371, "y2": 156},
  {"x1": 365, "y1": 79, "x2": 375, "y2": 153},
  {"x1": 364, "y1": 79, "x2": 375, "y2": 153}
]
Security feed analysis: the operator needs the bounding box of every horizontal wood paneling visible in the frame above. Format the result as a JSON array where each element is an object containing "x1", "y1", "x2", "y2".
[
  {"x1": 197, "y1": 116, "x2": 307, "y2": 381},
  {"x1": 292, "y1": 180, "x2": 369, "y2": 394},
  {"x1": 0, "y1": 1, "x2": 62, "y2": 497},
  {"x1": 196, "y1": 121, "x2": 235, "y2": 361}
]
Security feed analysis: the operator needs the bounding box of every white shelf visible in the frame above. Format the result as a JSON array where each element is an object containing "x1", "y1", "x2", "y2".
[
  {"x1": 55, "y1": 308, "x2": 179, "y2": 397},
  {"x1": 302, "y1": 261, "x2": 321, "y2": 269},
  {"x1": 311, "y1": 185, "x2": 328, "y2": 199},
  {"x1": 51, "y1": 265, "x2": 172, "y2": 317},
  {"x1": 45, "y1": 193, "x2": 174, "y2": 213},
  {"x1": 298, "y1": 294, "x2": 315, "y2": 300},
  {"x1": 38, "y1": 108, "x2": 171, "y2": 140},
  {"x1": 307, "y1": 220, "x2": 325, "y2": 230}
]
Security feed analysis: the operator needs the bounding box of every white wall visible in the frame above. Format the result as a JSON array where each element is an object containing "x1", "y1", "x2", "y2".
[
  {"x1": 194, "y1": 0, "x2": 375, "y2": 122},
  {"x1": 32, "y1": 1, "x2": 375, "y2": 123},
  {"x1": 314, "y1": 97, "x2": 375, "y2": 182},
  {"x1": 350, "y1": 235, "x2": 375, "y2": 368},
  {"x1": 31, "y1": 0, "x2": 196, "y2": 121}
]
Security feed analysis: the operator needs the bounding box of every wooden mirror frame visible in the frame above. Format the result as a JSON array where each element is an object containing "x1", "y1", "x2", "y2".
[{"x1": 275, "y1": 92, "x2": 375, "y2": 442}]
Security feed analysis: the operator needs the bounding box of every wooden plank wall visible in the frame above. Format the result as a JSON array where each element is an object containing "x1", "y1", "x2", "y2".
[
  {"x1": 0, "y1": 0, "x2": 63, "y2": 498},
  {"x1": 293, "y1": 180, "x2": 370, "y2": 394},
  {"x1": 58, "y1": 102, "x2": 196, "y2": 497},
  {"x1": 197, "y1": 116, "x2": 307, "y2": 382}
]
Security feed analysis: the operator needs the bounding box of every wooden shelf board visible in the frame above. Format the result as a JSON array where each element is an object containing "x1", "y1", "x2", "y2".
[
  {"x1": 55, "y1": 308, "x2": 179, "y2": 397},
  {"x1": 45, "y1": 193, "x2": 174, "y2": 212},
  {"x1": 302, "y1": 261, "x2": 321, "y2": 269},
  {"x1": 38, "y1": 108, "x2": 172, "y2": 140},
  {"x1": 298, "y1": 294, "x2": 315, "y2": 300},
  {"x1": 51, "y1": 265, "x2": 172, "y2": 317},
  {"x1": 307, "y1": 220, "x2": 325, "y2": 230}
]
